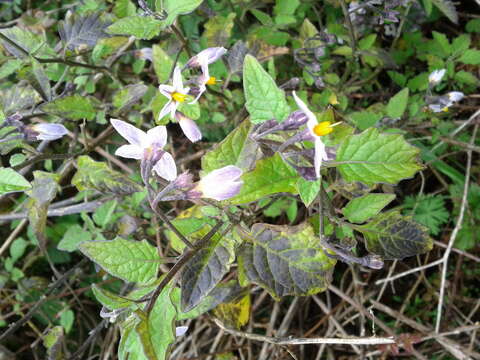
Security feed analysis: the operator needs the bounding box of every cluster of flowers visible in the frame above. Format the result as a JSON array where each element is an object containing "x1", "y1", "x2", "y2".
[{"x1": 427, "y1": 69, "x2": 464, "y2": 113}]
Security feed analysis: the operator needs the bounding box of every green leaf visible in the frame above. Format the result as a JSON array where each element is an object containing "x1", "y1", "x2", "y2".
[
  {"x1": 160, "y1": 0, "x2": 203, "y2": 29},
  {"x1": 357, "y1": 211, "x2": 433, "y2": 260},
  {"x1": 10, "y1": 238, "x2": 28, "y2": 263},
  {"x1": 451, "y1": 34, "x2": 471, "y2": 56},
  {"x1": 0, "y1": 26, "x2": 55, "y2": 59},
  {"x1": 273, "y1": 0, "x2": 300, "y2": 25},
  {"x1": 42, "y1": 326, "x2": 64, "y2": 360},
  {"x1": 403, "y1": 195, "x2": 449, "y2": 235},
  {"x1": 113, "y1": 83, "x2": 148, "y2": 114},
  {"x1": 458, "y1": 49, "x2": 480, "y2": 65},
  {"x1": 42, "y1": 95, "x2": 96, "y2": 121},
  {"x1": 454, "y1": 71, "x2": 479, "y2": 86},
  {"x1": 296, "y1": 177, "x2": 320, "y2": 207},
  {"x1": 180, "y1": 226, "x2": 236, "y2": 312},
  {"x1": 0, "y1": 167, "x2": 31, "y2": 195},
  {"x1": 114, "y1": 0, "x2": 137, "y2": 18},
  {"x1": 60, "y1": 310, "x2": 74, "y2": 334},
  {"x1": 72, "y1": 155, "x2": 142, "y2": 195},
  {"x1": 342, "y1": 193, "x2": 395, "y2": 223},
  {"x1": 58, "y1": 224, "x2": 92, "y2": 252},
  {"x1": 134, "y1": 284, "x2": 177, "y2": 360},
  {"x1": 203, "y1": 13, "x2": 236, "y2": 47},
  {"x1": 175, "y1": 280, "x2": 243, "y2": 320},
  {"x1": 238, "y1": 223, "x2": 336, "y2": 299},
  {"x1": 0, "y1": 59, "x2": 23, "y2": 80},
  {"x1": 107, "y1": 16, "x2": 162, "y2": 40},
  {"x1": 348, "y1": 111, "x2": 382, "y2": 131},
  {"x1": 431, "y1": 0, "x2": 458, "y2": 24},
  {"x1": 335, "y1": 128, "x2": 423, "y2": 186},
  {"x1": 432, "y1": 31, "x2": 451, "y2": 56},
  {"x1": 92, "y1": 284, "x2": 135, "y2": 310},
  {"x1": 466, "y1": 19, "x2": 480, "y2": 33},
  {"x1": 152, "y1": 45, "x2": 174, "y2": 83},
  {"x1": 243, "y1": 54, "x2": 290, "y2": 124},
  {"x1": 93, "y1": 199, "x2": 118, "y2": 228},
  {"x1": 79, "y1": 237, "x2": 160, "y2": 284},
  {"x1": 26, "y1": 58, "x2": 51, "y2": 101},
  {"x1": 386, "y1": 88, "x2": 409, "y2": 119},
  {"x1": 201, "y1": 120, "x2": 258, "y2": 173},
  {"x1": 228, "y1": 153, "x2": 299, "y2": 204},
  {"x1": 359, "y1": 34, "x2": 377, "y2": 50}
]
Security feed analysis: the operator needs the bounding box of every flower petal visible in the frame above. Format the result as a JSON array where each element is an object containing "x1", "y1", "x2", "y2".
[
  {"x1": 153, "y1": 151, "x2": 177, "y2": 181},
  {"x1": 177, "y1": 113, "x2": 202, "y2": 142},
  {"x1": 158, "y1": 100, "x2": 174, "y2": 122},
  {"x1": 197, "y1": 165, "x2": 243, "y2": 201},
  {"x1": 31, "y1": 123, "x2": 68, "y2": 141},
  {"x1": 175, "y1": 326, "x2": 188, "y2": 337},
  {"x1": 146, "y1": 125, "x2": 167, "y2": 148},
  {"x1": 172, "y1": 66, "x2": 184, "y2": 91},
  {"x1": 189, "y1": 84, "x2": 206, "y2": 104},
  {"x1": 111, "y1": 119, "x2": 147, "y2": 147},
  {"x1": 292, "y1": 91, "x2": 317, "y2": 132},
  {"x1": 448, "y1": 91, "x2": 464, "y2": 102},
  {"x1": 314, "y1": 137, "x2": 327, "y2": 178},
  {"x1": 115, "y1": 144, "x2": 144, "y2": 159},
  {"x1": 159, "y1": 84, "x2": 174, "y2": 98}
]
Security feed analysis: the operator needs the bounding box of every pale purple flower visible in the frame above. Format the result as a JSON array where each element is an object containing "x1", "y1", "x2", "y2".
[
  {"x1": 110, "y1": 119, "x2": 177, "y2": 181},
  {"x1": 292, "y1": 91, "x2": 340, "y2": 179},
  {"x1": 428, "y1": 69, "x2": 446, "y2": 86},
  {"x1": 135, "y1": 48, "x2": 153, "y2": 61},
  {"x1": 191, "y1": 165, "x2": 243, "y2": 201},
  {"x1": 187, "y1": 47, "x2": 228, "y2": 104},
  {"x1": 427, "y1": 91, "x2": 464, "y2": 113},
  {"x1": 185, "y1": 47, "x2": 227, "y2": 68},
  {"x1": 28, "y1": 123, "x2": 68, "y2": 141},
  {"x1": 175, "y1": 111, "x2": 202, "y2": 143},
  {"x1": 175, "y1": 326, "x2": 188, "y2": 337},
  {"x1": 158, "y1": 66, "x2": 190, "y2": 122}
]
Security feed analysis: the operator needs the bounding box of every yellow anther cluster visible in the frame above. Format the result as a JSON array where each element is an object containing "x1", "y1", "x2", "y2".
[
  {"x1": 172, "y1": 92, "x2": 187, "y2": 102},
  {"x1": 313, "y1": 121, "x2": 334, "y2": 137},
  {"x1": 206, "y1": 76, "x2": 217, "y2": 85}
]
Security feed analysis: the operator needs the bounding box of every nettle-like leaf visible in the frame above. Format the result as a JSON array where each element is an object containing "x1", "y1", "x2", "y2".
[
  {"x1": 160, "y1": 0, "x2": 204, "y2": 29},
  {"x1": 107, "y1": 16, "x2": 162, "y2": 40},
  {"x1": 152, "y1": 45, "x2": 175, "y2": 83},
  {"x1": 26, "y1": 171, "x2": 59, "y2": 246},
  {"x1": 1, "y1": 84, "x2": 40, "y2": 115},
  {"x1": 386, "y1": 88, "x2": 409, "y2": 119},
  {"x1": 403, "y1": 195, "x2": 449, "y2": 235},
  {"x1": 296, "y1": 177, "x2": 320, "y2": 207},
  {"x1": 72, "y1": 155, "x2": 142, "y2": 195},
  {"x1": 58, "y1": 12, "x2": 109, "y2": 51},
  {"x1": 228, "y1": 153, "x2": 299, "y2": 204},
  {"x1": 201, "y1": 120, "x2": 258, "y2": 173},
  {"x1": 0, "y1": 26, "x2": 55, "y2": 59},
  {"x1": 92, "y1": 284, "x2": 135, "y2": 310},
  {"x1": 243, "y1": 54, "x2": 290, "y2": 124},
  {"x1": 42, "y1": 95, "x2": 96, "y2": 121},
  {"x1": 0, "y1": 167, "x2": 31, "y2": 195},
  {"x1": 335, "y1": 128, "x2": 423, "y2": 186},
  {"x1": 238, "y1": 223, "x2": 336, "y2": 299},
  {"x1": 342, "y1": 193, "x2": 396, "y2": 224},
  {"x1": 112, "y1": 83, "x2": 148, "y2": 114},
  {"x1": 203, "y1": 13, "x2": 236, "y2": 47},
  {"x1": 431, "y1": 0, "x2": 458, "y2": 24},
  {"x1": 79, "y1": 237, "x2": 160, "y2": 284},
  {"x1": 357, "y1": 211, "x2": 432, "y2": 260},
  {"x1": 135, "y1": 286, "x2": 177, "y2": 360},
  {"x1": 180, "y1": 227, "x2": 236, "y2": 312}
]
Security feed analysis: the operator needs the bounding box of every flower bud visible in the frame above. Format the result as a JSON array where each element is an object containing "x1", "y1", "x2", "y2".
[
  {"x1": 25, "y1": 123, "x2": 68, "y2": 141},
  {"x1": 185, "y1": 47, "x2": 227, "y2": 68},
  {"x1": 190, "y1": 166, "x2": 243, "y2": 201}
]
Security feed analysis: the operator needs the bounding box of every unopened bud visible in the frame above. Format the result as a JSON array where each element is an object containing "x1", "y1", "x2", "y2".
[{"x1": 25, "y1": 123, "x2": 68, "y2": 141}]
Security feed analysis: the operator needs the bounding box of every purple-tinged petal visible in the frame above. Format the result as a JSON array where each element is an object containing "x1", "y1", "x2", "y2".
[
  {"x1": 292, "y1": 91, "x2": 317, "y2": 133},
  {"x1": 186, "y1": 47, "x2": 227, "y2": 67},
  {"x1": 159, "y1": 84, "x2": 174, "y2": 98},
  {"x1": 176, "y1": 112, "x2": 202, "y2": 142},
  {"x1": 189, "y1": 84, "x2": 206, "y2": 104},
  {"x1": 136, "y1": 48, "x2": 153, "y2": 61},
  {"x1": 158, "y1": 100, "x2": 174, "y2": 122},
  {"x1": 110, "y1": 119, "x2": 147, "y2": 147},
  {"x1": 170, "y1": 101, "x2": 179, "y2": 119},
  {"x1": 153, "y1": 151, "x2": 177, "y2": 181},
  {"x1": 31, "y1": 123, "x2": 68, "y2": 141},
  {"x1": 172, "y1": 66, "x2": 184, "y2": 91},
  {"x1": 175, "y1": 326, "x2": 188, "y2": 337},
  {"x1": 146, "y1": 125, "x2": 168, "y2": 148},
  {"x1": 115, "y1": 144, "x2": 144, "y2": 159},
  {"x1": 447, "y1": 91, "x2": 464, "y2": 102},
  {"x1": 197, "y1": 165, "x2": 243, "y2": 201}
]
